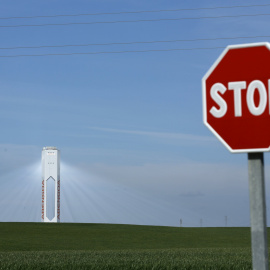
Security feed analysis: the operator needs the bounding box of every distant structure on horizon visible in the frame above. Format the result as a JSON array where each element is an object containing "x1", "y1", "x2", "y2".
[{"x1": 41, "y1": 146, "x2": 60, "y2": 223}]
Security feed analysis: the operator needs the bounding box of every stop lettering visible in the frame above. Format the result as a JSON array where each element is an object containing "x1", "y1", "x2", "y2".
[
  {"x1": 210, "y1": 80, "x2": 269, "y2": 118},
  {"x1": 202, "y1": 43, "x2": 270, "y2": 153}
]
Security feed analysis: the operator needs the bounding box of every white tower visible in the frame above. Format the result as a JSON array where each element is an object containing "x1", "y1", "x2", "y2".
[{"x1": 41, "y1": 146, "x2": 60, "y2": 222}]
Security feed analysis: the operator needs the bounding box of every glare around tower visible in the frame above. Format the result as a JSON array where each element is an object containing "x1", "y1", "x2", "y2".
[{"x1": 41, "y1": 147, "x2": 60, "y2": 222}]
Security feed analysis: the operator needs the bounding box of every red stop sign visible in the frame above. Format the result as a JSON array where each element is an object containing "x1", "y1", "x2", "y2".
[{"x1": 202, "y1": 43, "x2": 270, "y2": 153}]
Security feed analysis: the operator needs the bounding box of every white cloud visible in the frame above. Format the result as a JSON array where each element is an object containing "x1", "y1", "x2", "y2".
[
  {"x1": 1, "y1": 143, "x2": 269, "y2": 227},
  {"x1": 89, "y1": 126, "x2": 214, "y2": 143},
  {"x1": 76, "y1": 161, "x2": 251, "y2": 227}
]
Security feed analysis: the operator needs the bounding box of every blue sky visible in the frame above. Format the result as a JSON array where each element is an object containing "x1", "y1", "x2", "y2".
[{"x1": 1, "y1": 0, "x2": 270, "y2": 227}]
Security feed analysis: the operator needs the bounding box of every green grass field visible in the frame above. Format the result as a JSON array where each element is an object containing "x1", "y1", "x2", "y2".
[{"x1": 0, "y1": 222, "x2": 261, "y2": 269}]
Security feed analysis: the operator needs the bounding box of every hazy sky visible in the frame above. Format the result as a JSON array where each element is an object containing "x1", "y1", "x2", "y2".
[{"x1": 1, "y1": 0, "x2": 270, "y2": 227}]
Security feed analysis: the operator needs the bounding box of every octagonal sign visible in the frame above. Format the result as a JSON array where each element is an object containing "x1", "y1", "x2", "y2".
[{"x1": 202, "y1": 43, "x2": 270, "y2": 153}]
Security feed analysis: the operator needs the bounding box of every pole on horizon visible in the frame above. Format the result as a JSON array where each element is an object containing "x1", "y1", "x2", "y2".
[{"x1": 248, "y1": 152, "x2": 268, "y2": 270}]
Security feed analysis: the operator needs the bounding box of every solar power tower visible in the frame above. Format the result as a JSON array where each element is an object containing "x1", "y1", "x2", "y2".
[{"x1": 41, "y1": 147, "x2": 60, "y2": 222}]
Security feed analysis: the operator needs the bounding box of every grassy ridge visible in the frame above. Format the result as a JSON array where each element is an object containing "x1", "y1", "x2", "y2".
[
  {"x1": 0, "y1": 222, "x2": 252, "y2": 251},
  {"x1": 0, "y1": 223, "x2": 258, "y2": 269}
]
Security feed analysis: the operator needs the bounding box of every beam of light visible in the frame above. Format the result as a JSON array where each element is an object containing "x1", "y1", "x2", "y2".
[
  {"x1": 0, "y1": 159, "x2": 200, "y2": 226},
  {"x1": 60, "y1": 161, "x2": 199, "y2": 226},
  {"x1": 0, "y1": 161, "x2": 41, "y2": 222}
]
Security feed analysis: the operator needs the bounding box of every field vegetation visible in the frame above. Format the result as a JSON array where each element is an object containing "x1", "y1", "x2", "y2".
[{"x1": 0, "y1": 222, "x2": 263, "y2": 269}]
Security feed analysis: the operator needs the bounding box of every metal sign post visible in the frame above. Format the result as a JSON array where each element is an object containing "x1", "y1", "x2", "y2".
[{"x1": 248, "y1": 152, "x2": 268, "y2": 270}]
